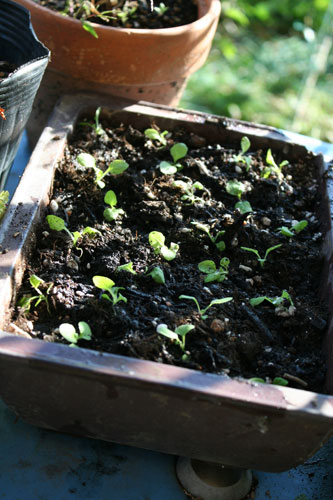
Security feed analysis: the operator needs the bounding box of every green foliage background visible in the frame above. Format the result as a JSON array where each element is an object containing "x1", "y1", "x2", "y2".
[{"x1": 181, "y1": 0, "x2": 333, "y2": 142}]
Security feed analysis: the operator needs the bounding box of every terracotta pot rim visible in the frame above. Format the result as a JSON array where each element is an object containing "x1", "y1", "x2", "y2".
[{"x1": 22, "y1": 0, "x2": 221, "y2": 35}]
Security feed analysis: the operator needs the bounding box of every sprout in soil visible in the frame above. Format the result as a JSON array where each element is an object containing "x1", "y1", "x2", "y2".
[
  {"x1": 0, "y1": 190, "x2": 9, "y2": 221},
  {"x1": 117, "y1": 262, "x2": 137, "y2": 274},
  {"x1": 79, "y1": 106, "x2": 105, "y2": 136},
  {"x1": 172, "y1": 179, "x2": 206, "y2": 205},
  {"x1": 225, "y1": 179, "x2": 253, "y2": 214},
  {"x1": 261, "y1": 149, "x2": 288, "y2": 181},
  {"x1": 191, "y1": 221, "x2": 226, "y2": 251},
  {"x1": 249, "y1": 289, "x2": 295, "y2": 316},
  {"x1": 156, "y1": 323, "x2": 194, "y2": 361},
  {"x1": 198, "y1": 257, "x2": 230, "y2": 283},
  {"x1": 277, "y1": 220, "x2": 308, "y2": 237},
  {"x1": 144, "y1": 128, "x2": 168, "y2": 146},
  {"x1": 249, "y1": 377, "x2": 289, "y2": 386},
  {"x1": 46, "y1": 215, "x2": 100, "y2": 249},
  {"x1": 159, "y1": 143, "x2": 188, "y2": 175},
  {"x1": 178, "y1": 295, "x2": 233, "y2": 320},
  {"x1": 148, "y1": 231, "x2": 179, "y2": 261},
  {"x1": 241, "y1": 244, "x2": 282, "y2": 268},
  {"x1": 233, "y1": 136, "x2": 252, "y2": 171},
  {"x1": 146, "y1": 266, "x2": 165, "y2": 284},
  {"x1": 154, "y1": 2, "x2": 168, "y2": 15},
  {"x1": 103, "y1": 190, "x2": 125, "y2": 222},
  {"x1": 76, "y1": 153, "x2": 129, "y2": 189},
  {"x1": 59, "y1": 321, "x2": 92, "y2": 347},
  {"x1": 92, "y1": 275, "x2": 127, "y2": 306},
  {"x1": 18, "y1": 274, "x2": 53, "y2": 314}
]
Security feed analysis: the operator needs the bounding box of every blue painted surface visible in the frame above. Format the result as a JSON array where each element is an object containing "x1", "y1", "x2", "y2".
[{"x1": 1, "y1": 129, "x2": 333, "y2": 499}]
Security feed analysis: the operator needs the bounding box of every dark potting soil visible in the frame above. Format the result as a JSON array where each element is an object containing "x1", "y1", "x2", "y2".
[
  {"x1": 36, "y1": 0, "x2": 198, "y2": 29},
  {"x1": 12, "y1": 117, "x2": 329, "y2": 393}
]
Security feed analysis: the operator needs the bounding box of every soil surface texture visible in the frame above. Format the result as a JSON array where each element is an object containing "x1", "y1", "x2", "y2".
[
  {"x1": 36, "y1": 0, "x2": 198, "y2": 29},
  {"x1": 12, "y1": 115, "x2": 329, "y2": 393}
]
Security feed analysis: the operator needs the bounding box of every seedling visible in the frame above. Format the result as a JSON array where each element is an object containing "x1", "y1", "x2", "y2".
[
  {"x1": 46, "y1": 215, "x2": 100, "y2": 248},
  {"x1": 144, "y1": 128, "x2": 168, "y2": 146},
  {"x1": 79, "y1": 106, "x2": 105, "y2": 136},
  {"x1": 117, "y1": 262, "x2": 137, "y2": 274},
  {"x1": 18, "y1": 274, "x2": 53, "y2": 313},
  {"x1": 116, "y1": 2, "x2": 137, "y2": 25},
  {"x1": 93, "y1": 275, "x2": 127, "y2": 306},
  {"x1": 249, "y1": 377, "x2": 289, "y2": 386},
  {"x1": 159, "y1": 143, "x2": 188, "y2": 175},
  {"x1": 148, "y1": 231, "x2": 179, "y2": 261},
  {"x1": 172, "y1": 179, "x2": 205, "y2": 205},
  {"x1": 156, "y1": 323, "x2": 194, "y2": 359},
  {"x1": 233, "y1": 136, "x2": 252, "y2": 170},
  {"x1": 103, "y1": 190, "x2": 125, "y2": 221},
  {"x1": 154, "y1": 2, "x2": 169, "y2": 15},
  {"x1": 0, "y1": 190, "x2": 9, "y2": 221},
  {"x1": 178, "y1": 295, "x2": 233, "y2": 320},
  {"x1": 146, "y1": 266, "x2": 165, "y2": 284},
  {"x1": 277, "y1": 220, "x2": 308, "y2": 237},
  {"x1": 198, "y1": 257, "x2": 230, "y2": 283},
  {"x1": 241, "y1": 244, "x2": 282, "y2": 268},
  {"x1": 249, "y1": 289, "x2": 294, "y2": 308},
  {"x1": 191, "y1": 221, "x2": 226, "y2": 251},
  {"x1": 225, "y1": 179, "x2": 252, "y2": 214},
  {"x1": 261, "y1": 149, "x2": 288, "y2": 181},
  {"x1": 59, "y1": 321, "x2": 92, "y2": 347},
  {"x1": 76, "y1": 153, "x2": 129, "y2": 189}
]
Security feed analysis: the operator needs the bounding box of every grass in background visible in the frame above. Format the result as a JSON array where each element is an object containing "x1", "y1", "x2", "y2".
[{"x1": 180, "y1": 0, "x2": 333, "y2": 142}]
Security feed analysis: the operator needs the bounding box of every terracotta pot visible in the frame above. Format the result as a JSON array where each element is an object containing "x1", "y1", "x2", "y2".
[
  {"x1": 14, "y1": 0, "x2": 221, "y2": 147},
  {"x1": 0, "y1": 93, "x2": 332, "y2": 473}
]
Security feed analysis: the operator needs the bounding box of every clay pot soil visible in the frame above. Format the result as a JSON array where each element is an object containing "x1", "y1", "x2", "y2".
[
  {"x1": 15, "y1": 0, "x2": 221, "y2": 146},
  {"x1": 1, "y1": 95, "x2": 333, "y2": 473}
]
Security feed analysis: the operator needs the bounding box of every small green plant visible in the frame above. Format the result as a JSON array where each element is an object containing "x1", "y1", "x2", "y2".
[
  {"x1": 146, "y1": 266, "x2": 165, "y2": 284},
  {"x1": 226, "y1": 179, "x2": 253, "y2": 214},
  {"x1": 116, "y1": 2, "x2": 137, "y2": 25},
  {"x1": 144, "y1": 128, "x2": 168, "y2": 146},
  {"x1": 103, "y1": 190, "x2": 125, "y2": 221},
  {"x1": 18, "y1": 274, "x2": 53, "y2": 313},
  {"x1": 172, "y1": 179, "x2": 205, "y2": 205},
  {"x1": 249, "y1": 289, "x2": 294, "y2": 308},
  {"x1": 154, "y1": 2, "x2": 169, "y2": 15},
  {"x1": 117, "y1": 262, "x2": 137, "y2": 274},
  {"x1": 93, "y1": 275, "x2": 127, "y2": 306},
  {"x1": 148, "y1": 231, "x2": 179, "y2": 261},
  {"x1": 159, "y1": 143, "x2": 188, "y2": 175},
  {"x1": 261, "y1": 149, "x2": 288, "y2": 181},
  {"x1": 46, "y1": 215, "x2": 100, "y2": 248},
  {"x1": 59, "y1": 321, "x2": 92, "y2": 347},
  {"x1": 156, "y1": 323, "x2": 194, "y2": 360},
  {"x1": 179, "y1": 295, "x2": 233, "y2": 320},
  {"x1": 233, "y1": 136, "x2": 252, "y2": 170},
  {"x1": 198, "y1": 257, "x2": 230, "y2": 283},
  {"x1": 277, "y1": 220, "x2": 308, "y2": 237},
  {"x1": 76, "y1": 153, "x2": 129, "y2": 189},
  {"x1": 80, "y1": 106, "x2": 105, "y2": 136},
  {"x1": 241, "y1": 244, "x2": 282, "y2": 268},
  {"x1": 249, "y1": 377, "x2": 289, "y2": 386},
  {"x1": 0, "y1": 190, "x2": 9, "y2": 221},
  {"x1": 191, "y1": 221, "x2": 226, "y2": 251}
]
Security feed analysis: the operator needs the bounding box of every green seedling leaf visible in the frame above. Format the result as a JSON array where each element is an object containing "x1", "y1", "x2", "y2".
[
  {"x1": 159, "y1": 161, "x2": 177, "y2": 175},
  {"x1": 76, "y1": 152, "x2": 96, "y2": 169},
  {"x1": 272, "y1": 377, "x2": 289, "y2": 386},
  {"x1": 78, "y1": 321, "x2": 92, "y2": 340},
  {"x1": 226, "y1": 179, "x2": 246, "y2": 199},
  {"x1": 149, "y1": 231, "x2": 165, "y2": 254},
  {"x1": 249, "y1": 296, "x2": 266, "y2": 307},
  {"x1": 198, "y1": 260, "x2": 217, "y2": 274},
  {"x1": 147, "y1": 266, "x2": 165, "y2": 284},
  {"x1": 157, "y1": 323, "x2": 194, "y2": 353},
  {"x1": 160, "y1": 242, "x2": 179, "y2": 261},
  {"x1": 81, "y1": 19, "x2": 98, "y2": 38},
  {"x1": 170, "y1": 143, "x2": 188, "y2": 162},
  {"x1": 241, "y1": 244, "x2": 282, "y2": 268},
  {"x1": 93, "y1": 275, "x2": 115, "y2": 291},
  {"x1": 278, "y1": 226, "x2": 295, "y2": 237},
  {"x1": 107, "y1": 159, "x2": 129, "y2": 175},
  {"x1": 235, "y1": 200, "x2": 252, "y2": 214},
  {"x1": 266, "y1": 148, "x2": 277, "y2": 168},
  {"x1": 59, "y1": 323, "x2": 78, "y2": 344},
  {"x1": 175, "y1": 324, "x2": 195, "y2": 337},
  {"x1": 293, "y1": 220, "x2": 308, "y2": 233},
  {"x1": 241, "y1": 136, "x2": 251, "y2": 154},
  {"x1": 29, "y1": 274, "x2": 44, "y2": 289},
  {"x1": 47, "y1": 215, "x2": 66, "y2": 232},
  {"x1": 144, "y1": 128, "x2": 168, "y2": 146},
  {"x1": 82, "y1": 226, "x2": 101, "y2": 236},
  {"x1": 249, "y1": 377, "x2": 266, "y2": 383},
  {"x1": 104, "y1": 190, "x2": 117, "y2": 207},
  {"x1": 117, "y1": 262, "x2": 137, "y2": 274},
  {"x1": 179, "y1": 294, "x2": 233, "y2": 319},
  {"x1": 156, "y1": 324, "x2": 179, "y2": 342}
]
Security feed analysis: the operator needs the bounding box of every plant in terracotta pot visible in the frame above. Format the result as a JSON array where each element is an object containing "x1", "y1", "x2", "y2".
[
  {"x1": 14, "y1": 0, "x2": 221, "y2": 147},
  {"x1": 0, "y1": 93, "x2": 332, "y2": 474},
  {"x1": 0, "y1": 0, "x2": 50, "y2": 188}
]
